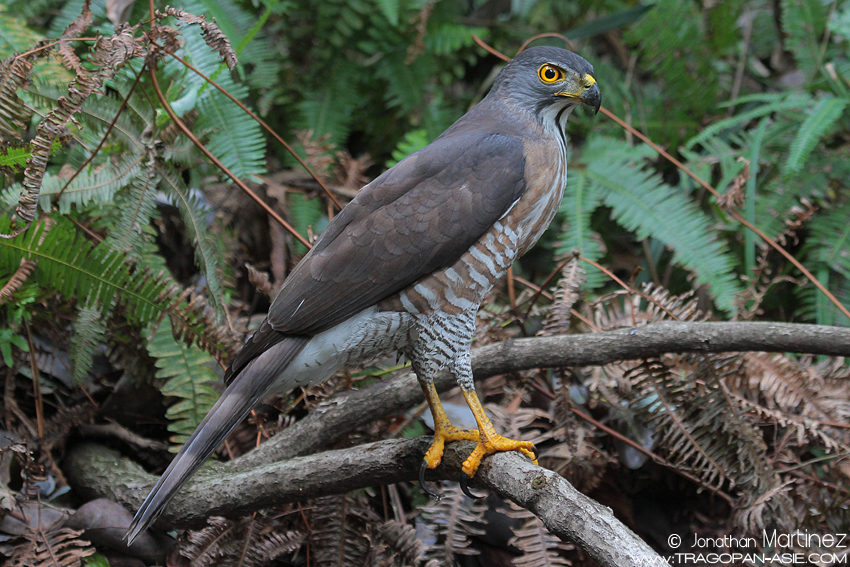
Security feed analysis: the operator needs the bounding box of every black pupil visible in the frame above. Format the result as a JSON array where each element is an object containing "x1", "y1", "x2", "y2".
[{"x1": 545, "y1": 68, "x2": 557, "y2": 80}]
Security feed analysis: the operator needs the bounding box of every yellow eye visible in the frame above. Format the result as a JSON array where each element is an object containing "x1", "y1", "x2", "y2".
[{"x1": 538, "y1": 64, "x2": 565, "y2": 84}]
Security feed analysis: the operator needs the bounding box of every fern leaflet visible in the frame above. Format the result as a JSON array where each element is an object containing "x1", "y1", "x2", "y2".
[
  {"x1": 583, "y1": 136, "x2": 742, "y2": 313},
  {"x1": 784, "y1": 96, "x2": 848, "y2": 177},
  {"x1": 148, "y1": 318, "x2": 220, "y2": 450}
]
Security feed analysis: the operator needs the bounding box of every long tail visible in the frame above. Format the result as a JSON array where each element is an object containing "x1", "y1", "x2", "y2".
[{"x1": 124, "y1": 336, "x2": 309, "y2": 544}]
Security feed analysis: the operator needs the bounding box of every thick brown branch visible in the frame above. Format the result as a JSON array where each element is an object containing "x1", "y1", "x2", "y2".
[{"x1": 64, "y1": 440, "x2": 660, "y2": 567}]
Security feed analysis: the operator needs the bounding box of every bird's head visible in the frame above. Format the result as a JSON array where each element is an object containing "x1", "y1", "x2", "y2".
[{"x1": 491, "y1": 46, "x2": 601, "y2": 119}]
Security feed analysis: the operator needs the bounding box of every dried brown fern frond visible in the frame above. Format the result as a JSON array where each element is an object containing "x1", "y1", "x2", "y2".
[
  {"x1": 245, "y1": 262, "x2": 274, "y2": 300},
  {"x1": 420, "y1": 484, "x2": 487, "y2": 564},
  {"x1": 504, "y1": 503, "x2": 572, "y2": 567},
  {"x1": 311, "y1": 493, "x2": 377, "y2": 567},
  {"x1": 0, "y1": 55, "x2": 35, "y2": 142},
  {"x1": 40, "y1": 401, "x2": 98, "y2": 452},
  {"x1": 377, "y1": 521, "x2": 440, "y2": 567},
  {"x1": 729, "y1": 392, "x2": 842, "y2": 451},
  {"x1": 176, "y1": 515, "x2": 304, "y2": 567},
  {"x1": 177, "y1": 516, "x2": 233, "y2": 566},
  {"x1": 725, "y1": 353, "x2": 850, "y2": 451},
  {"x1": 159, "y1": 7, "x2": 238, "y2": 69},
  {"x1": 589, "y1": 283, "x2": 709, "y2": 333},
  {"x1": 733, "y1": 479, "x2": 796, "y2": 534},
  {"x1": 547, "y1": 384, "x2": 609, "y2": 492},
  {"x1": 334, "y1": 150, "x2": 373, "y2": 195},
  {"x1": 9, "y1": 527, "x2": 95, "y2": 567},
  {"x1": 627, "y1": 359, "x2": 775, "y2": 495},
  {"x1": 623, "y1": 357, "x2": 806, "y2": 532},
  {"x1": 296, "y1": 130, "x2": 336, "y2": 177},
  {"x1": 743, "y1": 353, "x2": 838, "y2": 421},
  {"x1": 538, "y1": 255, "x2": 585, "y2": 336},
  {"x1": 486, "y1": 403, "x2": 555, "y2": 447},
  {"x1": 717, "y1": 158, "x2": 748, "y2": 211},
  {"x1": 55, "y1": 0, "x2": 92, "y2": 73},
  {"x1": 167, "y1": 286, "x2": 243, "y2": 363},
  {"x1": 12, "y1": 28, "x2": 143, "y2": 229},
  {"x1": 0, "y1": 259, "x2": 37, "y2": 305}
]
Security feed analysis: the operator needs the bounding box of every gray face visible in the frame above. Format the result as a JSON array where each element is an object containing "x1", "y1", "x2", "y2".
[{"x1": 492, "y1": 46, "x2": 601, "y2": 116}]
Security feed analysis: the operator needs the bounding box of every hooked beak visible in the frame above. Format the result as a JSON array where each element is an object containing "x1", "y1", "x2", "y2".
[
  {"x1": 555, "y1": 74, "x2": 601, "y2": 115},
  {"x1": 581, "y1": 82, "x2": 601, "y2": 115}
]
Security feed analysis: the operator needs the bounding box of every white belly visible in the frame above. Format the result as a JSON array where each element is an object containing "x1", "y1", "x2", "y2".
[{"x1": 272, "y1": 306, "x2": 413, "y2": 390}]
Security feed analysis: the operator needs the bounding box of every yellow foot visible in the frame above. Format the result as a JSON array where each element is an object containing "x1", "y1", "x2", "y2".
[
  {"x1": 461, "y1": 433, "x2": 538, "y2": 478},
  {"x1": 423, "y1": 424, "x2": 479, "y2": 470}
]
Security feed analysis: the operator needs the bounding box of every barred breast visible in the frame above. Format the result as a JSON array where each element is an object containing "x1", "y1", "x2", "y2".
[{"x1": 381, "y1": 126, "x2": 567, "y2": 318}]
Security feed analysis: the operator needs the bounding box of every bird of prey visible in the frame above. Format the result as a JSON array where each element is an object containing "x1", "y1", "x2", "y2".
[{"x1": 126, "y1": 45, "x2": 600, "y2": 543}]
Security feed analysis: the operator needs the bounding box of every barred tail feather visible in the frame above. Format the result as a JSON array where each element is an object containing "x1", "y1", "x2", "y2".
[{"x1": 124, "y1": 336, "x2": 310, "y2": 544}]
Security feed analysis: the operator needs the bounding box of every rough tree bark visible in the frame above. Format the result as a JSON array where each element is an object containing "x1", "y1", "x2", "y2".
[{"x1": 64, "y1": 321, "x2": 850, "y2": 566}]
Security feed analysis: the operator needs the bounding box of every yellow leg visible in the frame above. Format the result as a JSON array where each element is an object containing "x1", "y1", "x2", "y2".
[
  {"x1": 460, "y1": 388, "x2": 538, "y2": 477},
  {"x1": 421, "y1": 382, "x2": 479, "y2": 470}
]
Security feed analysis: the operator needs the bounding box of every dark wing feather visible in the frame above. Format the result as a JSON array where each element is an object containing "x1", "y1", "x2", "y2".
[
  {"x1": 271, "y1": 130, "x2": 527, "y2": 334},
  {"x1": 225, "y1": 129, "x2": 526, "y2": 381}
]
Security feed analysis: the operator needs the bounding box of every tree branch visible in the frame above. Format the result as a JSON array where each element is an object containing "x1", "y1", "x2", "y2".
[
  {"x1": 228, "y1": 321, "x2": 850, "y2": 470},
  {"x1": 65, "y1": 439, "x2": 661, "y2": 567}
]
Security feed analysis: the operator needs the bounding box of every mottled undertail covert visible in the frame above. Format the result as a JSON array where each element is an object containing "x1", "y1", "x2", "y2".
[{"x1": 126, "y1": 46, "x2": 601, "y2": 543}]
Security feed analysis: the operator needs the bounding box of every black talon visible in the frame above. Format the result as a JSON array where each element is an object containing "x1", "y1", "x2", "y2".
[
  {"x1": 459, "y1": 471, "x2": 486, "y2": 499},
  {"x1": 531, "y1": 444, "x2": 540, "y2": 460},
  {"x1": 419, "y1": 460, "x2": 442, "y2": 500}
]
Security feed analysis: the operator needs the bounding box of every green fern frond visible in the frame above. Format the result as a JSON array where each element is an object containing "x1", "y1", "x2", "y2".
[
  {"x1": 0, "y1": 7, "x2": 44, "y2": 55},
  {"x1": 26, "y1": 88, "x2": 147, "y2": 152},
  {"x1": 425, "y1": 23, "x2": 488, "y2": 56},
  {"x1": 156, "y1": 165, "x2": 227, "y2": 320},
  {"x1": 180, "y1": 25, "x2": 266, "y2": 179},
  {"x1": 0, "y1": 216, "x2": 166, "y2": 320},
  {"x1": 795, "y1": 200, "x2": 850, "y2": 325},
  {"x1": 781, "y1": 0, "x2": 829, "y2": 78},
  {"x1": 556, "y1": 172, "x2": 606, "y2": 290},
  {"x1": 784, "y1": 96, "x2": 848, "y2": 177},
  {"x1": 70, "y1": 305, "x2": 107, "y2": 384},
  {"x1": 374, "y1": 0, "x2": 400, "y2": 26},
  {"x1": 583, "y1": 136, "x2": 742, "y2": 313},
  {"x1": 296, "y1": 84, "x2": 357, "y2": 149},
  {"x1": 0, "y1": 216, "x2": 229, "y2": 360},
  {"x1": 107, "y1": 167, "x2": 160, "y2": 254},
  {"x1": 374, "y1": 51, "x2": 435, "y2": 113},
  {"x1": 0, "y1": 144, "x2": 31, "y2": 173},
  {"x1": 0, "y1": 8, "x2": 71, "y2": 88},
  {"x1": 289, "y1": 191, "x2": 325, "y2": 256},
  {"x1": 386, "y1": 129, "x2": 430, "y2": 167},
  {"x1": 148, "y1": 318, "x2": 220, "y2": 450},
  {"x1": 39, "y1": 155, "x2": 145, "y2": 214},
  {"x1": 808, "y1": 200, "x2": 850, "y2": 277},
  {"x1": 685, "y1": 93, "x2": 812, "y2": 150}
]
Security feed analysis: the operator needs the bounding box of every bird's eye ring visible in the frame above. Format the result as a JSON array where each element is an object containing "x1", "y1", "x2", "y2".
[{"x1": 538, "y1": 64, "x2": 564, "y2": 84}]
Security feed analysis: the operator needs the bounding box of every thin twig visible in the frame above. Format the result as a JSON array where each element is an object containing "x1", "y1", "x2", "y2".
[
  {"x1": 522, "y1": 251, "x2": 579, "y2": 321},
  {"x1": 472, "y1": 35, "x2": 510, "y2": 62},
  {"x1": 22, "y1": 320, "x2": 44, "y2": 439},
  {"x1": 571, "y1": 407, "x2": 736, "y2": 506},
  {"x1": 161, "y1": 47, "x2": 343, "y2": 210},
  {"x1": 517, "y1": 33, "x2": 575, "y2": 54},
  {"x1": 146, "y1": 64, "x2": 311, "y2": 249}
]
